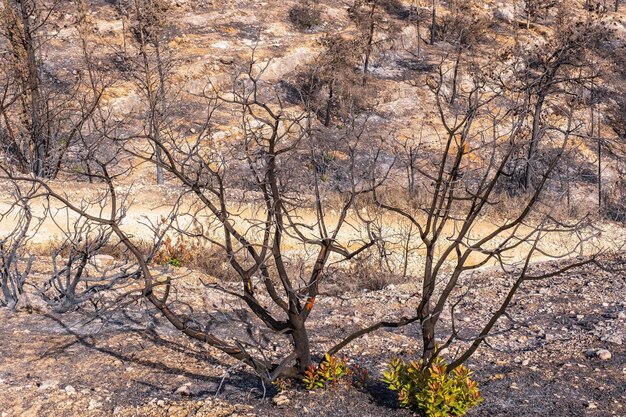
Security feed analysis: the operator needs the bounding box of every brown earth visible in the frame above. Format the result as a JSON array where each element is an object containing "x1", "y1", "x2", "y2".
[{"x1": 1, "y1": 255, "x2": 624, "y2": 417}]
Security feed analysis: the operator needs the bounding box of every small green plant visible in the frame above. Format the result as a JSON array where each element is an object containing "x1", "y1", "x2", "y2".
[
  {"x1": 303, "y1": 354, "x2": 351, "y2": 390},
  {"x1": 167, "y1": 257, "x2": 182, "y2": 267},
  {"x1": 272, "y1": 377, "x2": 293, "y2": 392},
  {"x1": 153, "y1": 236, "x2": 189, "y2": 267},
  {"x1": 382, "y1": 357, "x2": 482, "y2": 417}
]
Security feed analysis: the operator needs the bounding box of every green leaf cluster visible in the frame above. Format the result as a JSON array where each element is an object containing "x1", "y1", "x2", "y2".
[
  {"x1": 382, "y1": 357, "x2": 483, "y2": 417},
  {"x1": 303, "y1": 354, "x2": 351, "y2": 390}
]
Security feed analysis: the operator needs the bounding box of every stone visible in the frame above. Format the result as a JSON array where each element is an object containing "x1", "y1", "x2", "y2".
[
  {"x1": 272, "y1": 394, "x2": 290, "y2": 406},
  {"x1": 64, "y1": 385, "x2": 76, "y2": 394},
  {"x1": 92, "y1": 254, "x2": 115, "y2": 268},
  {"x1": 597, "y1": 349, "x2": 612, "y2": 360},
  {"x1": 88, "y1": 399, "x2": 103, "y2": 410},
  {"x1": 15, "y1": 290, "x2": 49, "y2": 313},
  {"x1": 219, "y1": 56, "x2": 234, "y2": 65},
  {"x1": 175, "y1": 383, "x2": 193, "y2": 396},
  {"x1": 39, "y1": 380, "x2": 59, "y2": 390},
  {"x1": 493, "y1": 3, "x2": 515, "y2": 22},
  {"x1": 604, "y1": 334, "x2": 623, "y2": 345},
  {"x1": 545, "y1": 333, "x2": 555, "y2": 341},
  {"x1": 586, "y1": 401, "x2": 598, "y2": 409}
]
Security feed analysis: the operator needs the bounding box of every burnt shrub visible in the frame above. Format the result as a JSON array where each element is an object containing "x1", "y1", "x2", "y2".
[{"x1": 289, "y1": 1, "x2": 323, "y2": 31}]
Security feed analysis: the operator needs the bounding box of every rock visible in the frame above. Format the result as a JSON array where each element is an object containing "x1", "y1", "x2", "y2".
[
  {"x1": 522, "y1": 359, "x2": 530, "y2": 366},
  {"x1": 272, "y1": 393, "x2": 290, "y2": 406},
  {"x1": 15, "y1": 290, "x2": 49, "y2": 313},
  {"x1": 493, "y1": 3, "x2": 515, "y2": 22},
  {"x1": 219, "y1": 56, "x2": 234, "y2": 65},
  {"x1": 168, "y1": 405, "x2": 186, "y2": 415},
  {"x1": 92, "y1": 254, "x2": 115, "y2": 268},
  {"x1": 175, "y1": 383, "x2": 193, "y2": 396},
  {"x1": 586, "y1": 401, "x2": 598, "y2": 409},
  {"x1": 603, "y1": 334, "x2": 623, "y2": 345},
  {"x1": 585, "y1": 349, "x2": 597, "y2": 358},
  {"x1": 157, "y1": 400, "x2": 166, "y2": 407},
  {"x1": 597, "y1": 349, "x2": 612, "y2": 360},
  {"x1": 88, "y1": 399, "x2": 103, "y2": 410},
  {"x1": 64, "y1": 385, "x2": 76, "y2": 394},
  {"x1": 545, "y1": 333, "x2": 555, "y2": 341},
  {"x1": 39, "y1": 380, "x2": 59, "y2": 390}
]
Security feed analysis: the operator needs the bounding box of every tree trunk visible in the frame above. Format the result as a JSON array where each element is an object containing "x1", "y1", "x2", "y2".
[
  {"x1": 524, "y1": 93, "x2": 545, "y2": 189},
  {"x1": 324, "y1": 79, "x2": 334, "y2": 127},
  {"x1": 598, "y1": 114, "x2": 602, "y2": 209},
  {"x1": 15, "y1": 0, "x2": 44, "y2": 177},
  {"x1": 450, "y1": 48, "x2": 462, "y2": 106},
  {"x1": 153, "y1": 37, "x2": 166, "y2": 185},
  {"x1": 363, "y1": 3, "x2": 376, "y2": 85},
  {"x1": 291, "y1": 322, "x2": 312, "y2": 372},
  {"x1": 420, "y1": 248, "x2": 436, "y2": 362},
  {"x1": 430, "y1": 0, "x2": 436, "y2": 45},
  {"x1": 421, "y1": 316, "x2": 436, "y2": 362},
  {"x1": 416, "y1": 2, "x2": 421, "y2": 58}
]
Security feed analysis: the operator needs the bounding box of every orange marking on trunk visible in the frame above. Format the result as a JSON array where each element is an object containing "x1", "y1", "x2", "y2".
[{"x1": 305, "y1": 297, "x2": 316, "y2": 311}]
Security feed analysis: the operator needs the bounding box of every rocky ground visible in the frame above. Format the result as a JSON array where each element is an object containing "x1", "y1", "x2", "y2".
[
  {"x1": 0, "y1": 254, "x2": 624, "y2": 417},
  {"x1": 1, "y1": 1, "x2": 625, "y2": 416}
]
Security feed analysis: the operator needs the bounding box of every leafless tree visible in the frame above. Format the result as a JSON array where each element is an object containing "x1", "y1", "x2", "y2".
[
  {"x1": 504, "y1": 18, "x2": 612, "y2": 189},
  {"x1": 116, "y1": 0, "x2": 175, "y2": 185},
  {"x1": 40, "y1": 210, "x2": 139, "y2": 313},
  {"x1": 0, "y1": 181, "x2": 42, "y2": 309},
  {"x1": 0, "y1": 0, "x2": 106, "y2": 178},
  {"x1": 348, "y1": 0, "x2": 404, "y2": 84},
  {"x1": 2, "y1": 62, "x2": 387, "y2": 381},
  {"x1": 329, "y1": 59, "x2": 605, "y2": 369},
  {"x1": 523, "y1": 0, "x2": 558, "y2": 28},
  {"x1": 292, "y1": 34, "x2": 365, "y2": 127}
]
